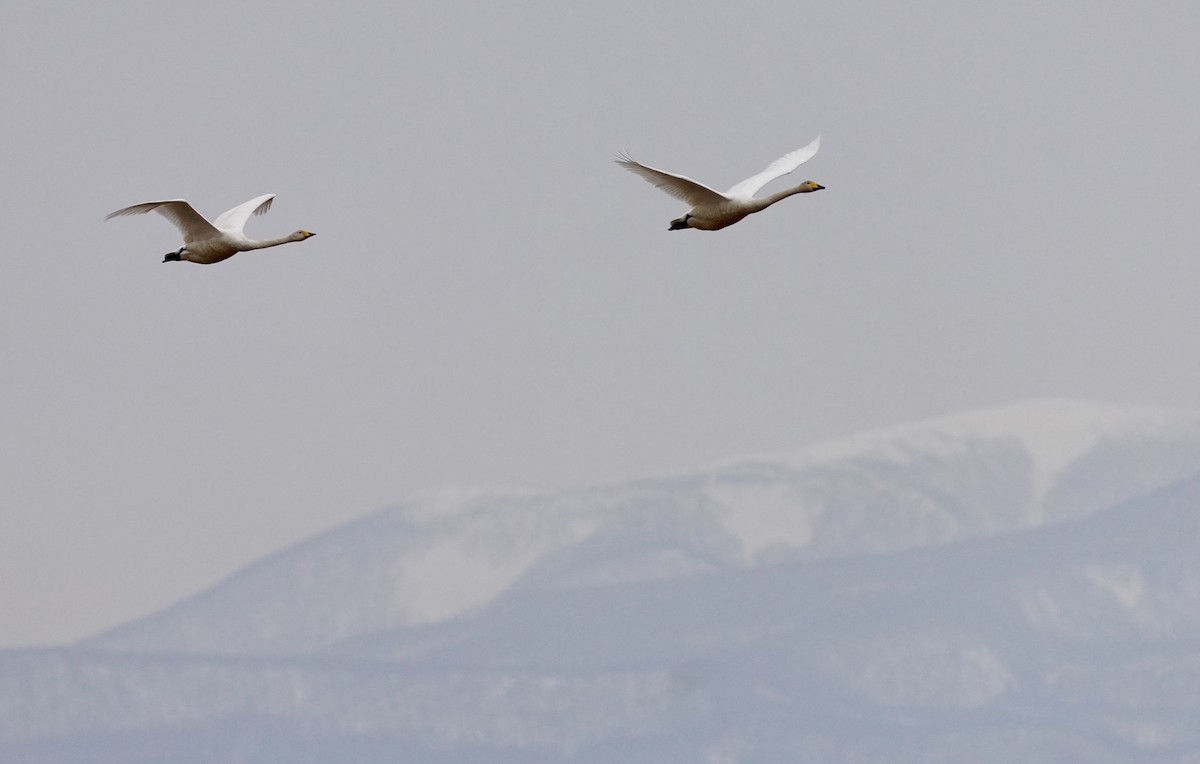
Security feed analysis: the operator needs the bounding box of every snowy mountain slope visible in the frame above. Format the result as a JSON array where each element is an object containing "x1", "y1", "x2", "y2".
[
  {"x1": 3, "y1": 472, "x2": 1199, "y2": 762},
  {"x1": 83, "y1": 399, "x2": 1200, "y2": 657},
  {"x1": 338, "y1": 468, "x2": 1200, "y2": 672}
]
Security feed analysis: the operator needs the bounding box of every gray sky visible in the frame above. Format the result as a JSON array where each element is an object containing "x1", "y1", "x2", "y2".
[{"x1": 3, "y1": 0, "x2": 1199, "y2": 649}]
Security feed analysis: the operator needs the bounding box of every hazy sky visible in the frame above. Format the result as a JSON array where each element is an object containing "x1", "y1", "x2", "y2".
[{"x1": 3, "y1": 0, "x2": 1199, "y2": 649}]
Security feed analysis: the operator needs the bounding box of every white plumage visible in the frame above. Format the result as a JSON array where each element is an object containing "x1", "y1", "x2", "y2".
[
  {"x1": 106, "y1": 194, "x2": 314, "y2": 264},
  {"x1": 616, "y1": 136, "x2": 824, "y2": 231}
]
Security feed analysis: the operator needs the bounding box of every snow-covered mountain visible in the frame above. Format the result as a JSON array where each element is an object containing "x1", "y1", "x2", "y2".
[
  {"x1": 84, "y1": 398, "x2": 1200, "y2": 656},
  {"x1": 4, "y1": 398, "x2": 1200, "y2": 763}
]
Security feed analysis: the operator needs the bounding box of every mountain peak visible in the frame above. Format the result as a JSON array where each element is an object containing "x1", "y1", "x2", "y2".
[{"x1": 738, "y1": 398, "x2": 1200, "y2": 503}]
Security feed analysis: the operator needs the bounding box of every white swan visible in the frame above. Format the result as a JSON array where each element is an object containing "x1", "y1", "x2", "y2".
[
  {"x1": 616, "y1": 136, "x2": 824, "y2": 231},
  {"x1": 105, "y1": 194, "x2": 315, "y2": 264}
]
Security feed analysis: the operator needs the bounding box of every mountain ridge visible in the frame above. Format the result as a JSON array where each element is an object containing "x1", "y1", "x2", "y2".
[{"x1": 81, "y1": 398, "x2": 1200, "y2": 657}]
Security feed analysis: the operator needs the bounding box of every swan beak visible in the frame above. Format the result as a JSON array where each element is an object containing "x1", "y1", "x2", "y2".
[{"x1": 813, "y1": 184, "x2": 826, "y2": 191}]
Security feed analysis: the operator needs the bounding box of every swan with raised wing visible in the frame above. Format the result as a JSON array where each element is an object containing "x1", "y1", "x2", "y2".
[
  {"x1": 616, "y1": 136, "x2": 824, "y2": 231},
  {"x1": 106, "y1": 194, "x2": 314, "y2": 264}
]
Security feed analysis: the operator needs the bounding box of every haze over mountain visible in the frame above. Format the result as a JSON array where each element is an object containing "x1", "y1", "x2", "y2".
[{"x1": 4, "y1": 399, "x2": 1200, "y2": 762}]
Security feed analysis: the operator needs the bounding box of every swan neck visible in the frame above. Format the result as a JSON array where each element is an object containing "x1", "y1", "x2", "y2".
[
  {"x1": 754, "y1": 185, "x2": 810, "y2": 210},
  {"x1": 244, "y1": 235, "x2": 293, "y2": 250}
]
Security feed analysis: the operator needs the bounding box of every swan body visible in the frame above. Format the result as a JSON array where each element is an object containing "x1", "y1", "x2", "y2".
[
  {"x1": 616, "y1": 136, "x2": 824, "y2": 231},
  {"x1": 105, "y1": 194, "x2": 315, "y2": 264}
]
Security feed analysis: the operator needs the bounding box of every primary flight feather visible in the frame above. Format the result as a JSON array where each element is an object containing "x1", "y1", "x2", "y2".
[{"x1": 616, "y1": 136, "x2": 824, "y2": 231}]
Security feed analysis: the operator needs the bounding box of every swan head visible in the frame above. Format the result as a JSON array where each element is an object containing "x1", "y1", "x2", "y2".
[
  {"x1": 292, "y1": 230, "x2": 316, "y2": 241},
  {"x1": 799, "y1": 181, "x2": 825, "y2": 193}
]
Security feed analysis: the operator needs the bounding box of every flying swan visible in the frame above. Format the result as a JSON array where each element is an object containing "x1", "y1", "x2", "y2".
[
  {"x1": 105, "y1": 194, "x2": 315, "y2": 264},
  {"x1": 616, "y1": 136, "x2": 824, "y2": 230}
]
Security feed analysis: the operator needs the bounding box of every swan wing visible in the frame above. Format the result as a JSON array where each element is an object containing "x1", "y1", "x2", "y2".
[
  {"x1": 724, "y1": 136, "x2": 821, "y2": 199},
  {"x1": 615, "y1": 153, "x2": 727, "y2": 208},
  {"x1": 104, "y1": 199, "x2": 220, "y2": 244},
  {"x1": 213, "y1": 194, "x2": 275, "y2": 232}
]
